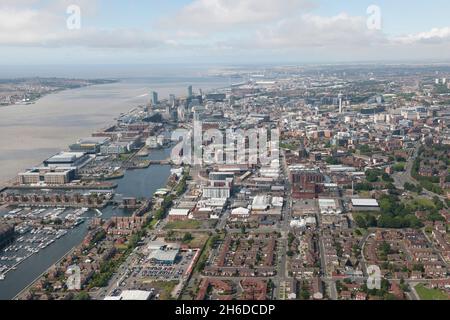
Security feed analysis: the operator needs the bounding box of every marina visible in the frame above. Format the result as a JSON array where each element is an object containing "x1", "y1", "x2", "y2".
[
  {"x1": 0, "y1": 207, "x2": 91, "y2": 281},
  {"x1": 0, "y1": 146, "x2": 173, "y2": 299}
]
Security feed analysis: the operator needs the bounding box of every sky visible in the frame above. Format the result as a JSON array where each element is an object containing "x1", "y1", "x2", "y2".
[{"x1": 1, "y1": 0, "x2": 450, "y2": 65}]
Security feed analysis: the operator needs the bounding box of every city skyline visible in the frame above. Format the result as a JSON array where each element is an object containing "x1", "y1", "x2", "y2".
[
  {"x1": 1, "y1": 0, "x2": 450, "y2": 306},
  {"x1": 1, "y1": 0, "x2": 450, "y2": 65}
]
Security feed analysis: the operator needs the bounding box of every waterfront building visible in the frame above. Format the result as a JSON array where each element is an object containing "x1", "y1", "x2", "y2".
[
  {"x1": 69, "y1": 137, "x2": 110, "y2": 154},
  {"x1": 100, "y1": 142, "x2": 133, "y2": 155},
  {"x1": 43, "y1": 152, "x2": 89, "y2": 169},
  {"x1": 18, "y1": 167, "x2": 76, "y2": 185}
]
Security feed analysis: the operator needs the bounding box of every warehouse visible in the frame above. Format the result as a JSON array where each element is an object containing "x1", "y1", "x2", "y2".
[
  {"x1": 318, "y1": 199, "x2": 342, "y2": 215},
  {"x1": 105, "y1": 290, "x2": 152, "y2": 300},
  {"x1": 148, "y1": 249, "x2": 179, "y2": 265},
  {"x1": 69, "y1": 137, "x2": 110, "y2": 154},
  {"x1": 350, "y1": 199, "x2": 380, "y2": 211},
  {"x1": 168, "y1": 208, "x2": 191, "y2": 221},
  {"x1": 44, "y1": 152, "x2": 89, "y2": 168},
  {"x1": 251, "y1": 195, "x2": 271, "y2": 211},
  {"x1": 202, "y1": 186, "x2": 231, "y2": 199}
]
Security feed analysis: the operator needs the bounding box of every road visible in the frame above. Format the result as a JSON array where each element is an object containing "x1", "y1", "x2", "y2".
[
  {"x1": 359, "y1": 231, "x2": 374, "y2": 277},
  {"x1": 273, "y1": 150, "x2": 292, "y2": 300},
  {"x1": 317, "y1": 214, "x2": 338, "y2": 300}
]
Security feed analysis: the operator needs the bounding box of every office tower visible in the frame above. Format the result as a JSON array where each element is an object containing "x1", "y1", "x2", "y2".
[
  {"x1": 338, "y1": 93, "x2": 343, "y2": 114},
  {"x1": 177, "y1": 105, "x2": 186, "y2": 122},
  {"x1": 169, "y1": 94, "x2": 176, "y2": 106},
  {"x1": 152, "y1": 91, "x2": 159, "y2": 105},
  {"x1": 188, "y1": 85, "x2": 193, "y2": 98}
]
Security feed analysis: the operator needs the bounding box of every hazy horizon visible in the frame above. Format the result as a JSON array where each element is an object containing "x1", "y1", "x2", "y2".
[{"x1": 2, "y1": 60, "x2": 450, "y2": 79}]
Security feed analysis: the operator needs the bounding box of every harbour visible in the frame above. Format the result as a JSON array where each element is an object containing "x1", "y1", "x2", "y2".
[
  {"x1": 0, "y1": 72, "x2": 233, "y2": 300},
  {"x1": 0, "y1": 147, "x2": 173, "y2": 299}
]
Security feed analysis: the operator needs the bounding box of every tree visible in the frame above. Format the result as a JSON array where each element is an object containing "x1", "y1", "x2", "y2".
[
  {"x1": 300, "y1": 282, "x2": 311, "y2": 300},
  {"x1": 379, "y1": 241, "x2": 391, "y2": 257},
  {"x1": 366, "y1": 170, "x2": 380, "y2": 183},
  {"x1": 433, "y1": 196, "x2": 444, "y2": 210},
  {"x1": 326, "y1": 156, "x2": 341, "y2": 165},
  {"x1": 359, "y1": 144, "x2": 372, "y2": 154},
  {"x1": 182, "y1": 233, "x2": 193, "y2": 243},
  {"x1": 412, "y1": 264, "x2": 424, "y2": 272},
  {"x1": 382, "y1": 173, "x2": 394, "y2": 182},
  {"x1": 74, "y1": 292, "x2": 91, "y2": 300},
  {"x1": 367, "y1": 215, "x2": 378, "y2": 227},
  {"x1": 288, "y1": 232, "x2": 295, "y2": 246},
  {"x1": 355, "y1": 216, "x2": 367, "y2": 229}
]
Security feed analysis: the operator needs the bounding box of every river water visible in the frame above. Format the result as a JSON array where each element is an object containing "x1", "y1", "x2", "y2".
[
  {"x1": 0, "y1": 73, "x2": 231, "y2": 299},
  {"x1": 0, "y1": 75, "x2": 231, "y2": 183}
]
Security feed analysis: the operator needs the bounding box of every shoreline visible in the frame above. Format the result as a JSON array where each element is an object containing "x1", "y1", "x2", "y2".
[
  {"x1": 0, "y1": 75, "x2": 231, "y2": 185},
  {"x1": 0, "y1": 79, "x2": 119, "y2": 109},
  {"x1": 0, "y1": 81, "x2": 123, "y2": 186},
  {"x1": 13, "y1": 247, "x2": 77, "y2": 300},
  {"x1": 0, "y1": 75, "x2": 229, "y2": 300}
]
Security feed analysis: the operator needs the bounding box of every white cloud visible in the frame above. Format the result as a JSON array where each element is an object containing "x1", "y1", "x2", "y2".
[
  {"x1": 0, "y1": 2, "x2": 162, "y2": 49},
  {"x1": 1, "y1": 0, "x2": 450, "y2": 63},
  {"x1": 0, "y1": 7, "x2": 61, "y2": 45},
  {"x1": 394, "y1": 27, "x2": 450, "y2": 44},
  {"x1": 164, "y1": 0, "x2": 314, "y2": 32},
  {"x1": 220, "y1": 13, "x2": 387, "y2": 51}
]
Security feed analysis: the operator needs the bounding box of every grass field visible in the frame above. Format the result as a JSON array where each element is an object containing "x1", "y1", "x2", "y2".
[
  {"x1": 410, "y1": 198, "x2": 436, "y2": 209},
  {"x1": 415, "y1": 284, "x2": 449, "y2": 300}
]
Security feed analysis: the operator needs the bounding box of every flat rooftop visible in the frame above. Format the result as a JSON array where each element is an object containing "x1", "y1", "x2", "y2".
[{"x1": 351, "y1": 199, "x2": 379, "y2": 207}]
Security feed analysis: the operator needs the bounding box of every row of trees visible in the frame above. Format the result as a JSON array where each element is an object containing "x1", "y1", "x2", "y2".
[
  {"x1": 404, "y1": 182, "x2": 423, "y2": 194},
  {"x1": 355, "y1": 194, "x2": 423, "y2": 229}
]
